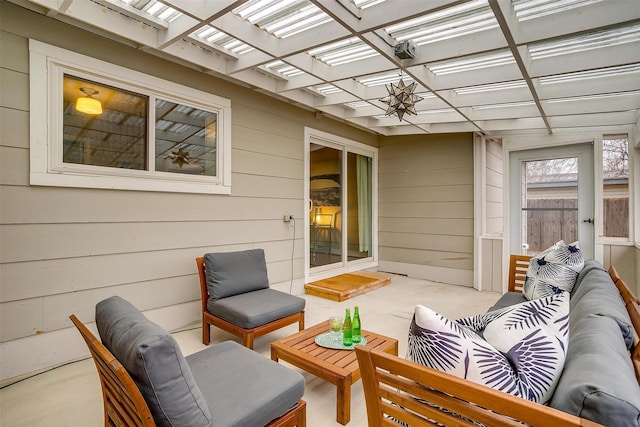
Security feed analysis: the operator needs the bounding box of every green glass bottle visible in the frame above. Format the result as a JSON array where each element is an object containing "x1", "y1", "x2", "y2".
[
  {"x1": 352, "y1": 306, "x2": 361, "y2": 343},
  {"x1": 342, "y1": 308, "x2": 352, "y2": 346}
]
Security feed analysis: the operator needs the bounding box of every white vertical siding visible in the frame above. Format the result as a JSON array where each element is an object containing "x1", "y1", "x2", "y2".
[{"x1": 485, "y1": 139, "x2": 504, "y2": 234}]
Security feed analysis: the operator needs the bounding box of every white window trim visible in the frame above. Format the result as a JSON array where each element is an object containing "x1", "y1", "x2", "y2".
[{"x1": 29, "y1": 40, "x2": 232, "y2": 194}]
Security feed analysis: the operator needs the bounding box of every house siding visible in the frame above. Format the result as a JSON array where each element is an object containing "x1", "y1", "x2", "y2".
[
  {"x1": 377, "y1": 134, "x2": 475, "y2": 286},
  {"x1": 0, "y1": 2, "x2": 376, "y2": 379}
]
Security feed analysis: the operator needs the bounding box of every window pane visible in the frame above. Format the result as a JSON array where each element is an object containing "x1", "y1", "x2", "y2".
[
  {"x1": 155, "y1": 99, "x2": 217, "y2": 176},
  {"x1": 63, "y1": 75, "x2": 148, "y2": 170},
  {"x1": 522, "y1": 157, "x2": 578, "y2": 255},
  {"x1": 603, "y1": 135, "x2": 629, "y2": 238},
  {"x1": 346, "y1": 152, "x2": 372, "y2": 261}
]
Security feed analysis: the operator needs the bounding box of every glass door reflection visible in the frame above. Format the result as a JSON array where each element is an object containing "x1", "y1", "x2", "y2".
[{"x1": 309, "y1": 144, "x2": 342, "y2": 268}]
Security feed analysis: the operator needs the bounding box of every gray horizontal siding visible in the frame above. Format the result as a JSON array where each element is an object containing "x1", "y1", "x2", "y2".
[{"x1": 378, "y1": 134, "x2": 474, "y2": 282}]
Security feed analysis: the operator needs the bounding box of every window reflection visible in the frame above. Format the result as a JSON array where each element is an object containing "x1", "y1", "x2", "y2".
[
  {"x1": 155, "y1": 100, "x2": 217, "y2": 176},
  {"x1": 63, "y1": 75, "x2": 148, "y2": 170}
]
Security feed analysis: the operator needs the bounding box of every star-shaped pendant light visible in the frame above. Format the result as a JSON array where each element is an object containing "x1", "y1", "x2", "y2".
[
  {"x1": 167, "y1": 147, "x2": 191, "y2": 168},
  {"x1": 379, "y1": 76, "x2": 423, "y2": 122}
]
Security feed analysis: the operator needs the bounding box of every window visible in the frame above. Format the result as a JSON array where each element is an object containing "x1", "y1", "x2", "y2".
[
  {"x1": 30, "y1": 40, "x2": 231, "y2": 194},
  {"x1": 602, "y1": 134, "x2": 629, "y2": 238}
]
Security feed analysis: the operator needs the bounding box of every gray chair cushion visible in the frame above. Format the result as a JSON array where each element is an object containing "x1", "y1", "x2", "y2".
[
  {"x1": 549, "y1": 314, "x2": 640, "y2": 426},
  {"x1": 96, "y1": 296, "x2": 211, "y2": 427},
  {"x1": 207, "y1": 288, "x2": 305, "y2": 329},
  {"x1": 570, "y1": 266, "x2": 634, "y2": 348},
  {"x1": 186, "y1": 341, "x2": 305, "y2": 427},
  {"x1": 486, "y1": 291, "x2": 527, "y2": 311},
  {"x1": 204, "y1": 249, "x2": 269, "y2": 301}
]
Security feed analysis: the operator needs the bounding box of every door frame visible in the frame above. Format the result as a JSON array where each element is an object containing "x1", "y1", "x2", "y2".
[
  {"x1": 304, "y1": 127, "x2": 378, "y2": 283},
  {"x1": 508, "y1": 143, "x2": 595, "y2": 260}
]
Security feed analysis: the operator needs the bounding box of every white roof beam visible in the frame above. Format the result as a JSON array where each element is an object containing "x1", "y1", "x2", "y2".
[
  {"x1": 28, "y1": 0, "x2": 159, "y2": 46},
  {"x1": 489, "y1": 0, "x2": 551, "y2": 134}
]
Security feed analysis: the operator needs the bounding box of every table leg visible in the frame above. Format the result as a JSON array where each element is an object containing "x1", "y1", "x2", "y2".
[{"x1": 336, "y1": 376, "x2": 351, "y2": 425}]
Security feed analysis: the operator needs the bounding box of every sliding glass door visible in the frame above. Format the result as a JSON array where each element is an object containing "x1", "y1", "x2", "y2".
[{"x1": 306, "y1": 129, "x2": 376, "y2": 278}]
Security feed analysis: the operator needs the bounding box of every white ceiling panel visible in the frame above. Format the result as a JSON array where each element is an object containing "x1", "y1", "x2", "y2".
[{"x1": 15, "y1": 0, "x2": 640, "y2": 136}]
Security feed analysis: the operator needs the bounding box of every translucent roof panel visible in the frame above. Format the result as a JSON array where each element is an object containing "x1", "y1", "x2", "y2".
[
  {"x1": 119, "y1": 0, "x2": 182, "y2": 22},
  {"x1": 512, "y1": 0, "x2": 603, "y2": 22},
  {"x1": 454, "y1": 80, "x2": 528, "y2": 94},
  {"x1": 310, "y1": 84, "x2": 344, "y2": 95},
  {"x1": 308, "y1": 37, "x2": 379, "y2": 66},
  {"x1": 385, "y1": 0, "x2": 497, "y2": 45},
  {"x1": 530, "y1": 22, "x2": 640, "y2": 59},
  {"x1": 192, "y1": 25, "x2": 255, "y2": 55},
  {"x1": 539, "y1": 64, "x2": 640, "y2": 85},
  {"x1": 428, "y1": 50, "x2": 515, "y2": 75},
  {"x1": 351, "y1": 0, "x2": 387, "y2": 9},
  {"x1": 357, "y1": 71, "x2": 416, "y2": 87},
  {"x1": 233, "y1": 0, "x2": 331, "y2": 39},
  {"x1": 264, "y1": 60, "x2": 306, "y2": 78}
]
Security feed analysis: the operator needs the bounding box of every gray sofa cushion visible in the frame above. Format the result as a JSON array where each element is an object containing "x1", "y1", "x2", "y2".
[
  {"x1": 570, "y1": 265, "x2": 634, "y2": 348},
  {"x1": 487, "y1": 291, "x2": 527, "y2": 311},
  {"x1": 186, "y1": 340, "x2": 304, "y2": 427},
  {"x1": 96, "y1": 296, "x2": 211, "y2": 427},
  {"x1": 549, "y1": 314, "x2": 640, "y2": 426},
  {"x1": 571, "y1": 259, "x2": 607, "y2": 296},
  {"x1": 207, "y1": 288, "x2": 305, "y2": 329},
  {"x1": 204, "y1": 249, "x2": 269, "y2": 301}
]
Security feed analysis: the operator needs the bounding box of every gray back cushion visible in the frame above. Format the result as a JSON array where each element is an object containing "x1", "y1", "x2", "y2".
[
  {"x1": 96, "y1": 296, "x2": 211, "y2": 427},
  {"x1": 570, "y1": 265, "x2": 634, "y2": 348},
  {"x1": 204, "y1": 249, "x2": 269, "y2": 300}
]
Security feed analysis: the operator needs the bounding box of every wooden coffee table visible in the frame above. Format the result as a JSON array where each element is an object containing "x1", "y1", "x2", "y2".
[{"x1": 271, "y1": 321, "x2": 398, "y2": 425}]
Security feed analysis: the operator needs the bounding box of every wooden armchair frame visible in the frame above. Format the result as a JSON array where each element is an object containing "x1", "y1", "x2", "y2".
[
  {"x1": 355, "y1": 345, "x2": 602, "y2": 427},
  {"x1": 196, "y1": 257, "x2": 304, "y2": 348},
  {"x1": 70, "y1": 314, "x2": 155, "y2": 427},
  {"x1": 70, "y1": 314, "x2": 307, "y2": 427}
]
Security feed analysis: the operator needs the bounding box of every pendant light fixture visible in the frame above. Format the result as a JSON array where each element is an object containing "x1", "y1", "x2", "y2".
[
  {"x1": 379, "y1": 40, "x2": 422, "y2": 121},
  {"x1": 379, "y1": 72, "x2": 423, "y2": 122},
  {"x1": 75, "y1": 87, "x2": 103, "y2": 115}
]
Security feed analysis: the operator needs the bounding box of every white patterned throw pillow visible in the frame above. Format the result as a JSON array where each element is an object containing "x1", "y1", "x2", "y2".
[
  {"x1": 408, "y1": 292, "x2": 569, "y2": 404},
  {"x1": 523, "y1": 240, "x2": 584, "y2": 300}
]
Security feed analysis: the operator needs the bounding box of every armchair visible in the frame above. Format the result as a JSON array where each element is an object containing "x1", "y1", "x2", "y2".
[
  {"x1": 197, "y1": 249, "x2": 305, "y2": 348},
  {"x1": 70, "y1": 296, "x2": 306, "y2": 426}
]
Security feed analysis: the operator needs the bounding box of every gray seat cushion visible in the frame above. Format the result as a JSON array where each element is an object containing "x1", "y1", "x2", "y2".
[
  {"x1": 549, "y1": 314, "x2": 640, "y2": 426},
  {"x1": 186, "y1": 341, "x2": 305, "y2": 427},
  {"x1": 486, "y1": 291, "x2": 527, "y2": 311},
  {"x1": 204, "y1": 249, "x2": 269, "y2": 301},
  {"x1": 207, "y1": 288, "x2": 305, "y2": 329},
  {"x1": 96, "y1": 296, "x2": 211, "y2": 427}
]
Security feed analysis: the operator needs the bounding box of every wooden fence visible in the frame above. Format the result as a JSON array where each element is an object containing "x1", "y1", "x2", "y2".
[{"x1": 525, "y1": 198, "x2": 628, "y2": 252}]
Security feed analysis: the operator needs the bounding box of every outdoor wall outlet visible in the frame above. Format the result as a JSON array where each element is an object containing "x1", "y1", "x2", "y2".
[{"x1": 283, "y1": 215, "x2": 294, "y2": 222}]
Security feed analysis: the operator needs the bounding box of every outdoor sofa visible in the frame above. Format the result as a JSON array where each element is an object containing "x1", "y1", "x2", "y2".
[{"x1": 357, "y1": 256, "x2": 640, "y2": 426}]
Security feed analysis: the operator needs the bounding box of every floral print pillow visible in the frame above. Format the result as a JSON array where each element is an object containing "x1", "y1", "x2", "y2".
[
  {"x1": 408, "y1": 292, "x2": 569, "y2": 404},
  {"x1": 523, "y1": 240, "x2": 584, "y2": 300}
]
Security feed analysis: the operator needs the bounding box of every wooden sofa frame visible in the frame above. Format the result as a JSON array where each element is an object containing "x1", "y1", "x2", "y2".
[
  {"x1": 355, "y1": 256, "x2": 640, "y2": 427},
  {"x1": 196, "y1": 257, "x2": 305, "y2": 348},
  {"x1": 70, "y1": 314, "x2": 306, "y2": 427}
]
